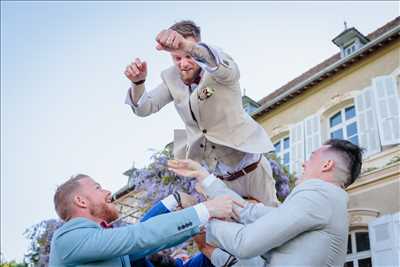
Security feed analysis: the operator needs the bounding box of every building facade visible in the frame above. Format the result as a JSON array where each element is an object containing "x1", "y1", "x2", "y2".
[{"x1": 249, "y1": 17, "x2": 400, "y2": 267}]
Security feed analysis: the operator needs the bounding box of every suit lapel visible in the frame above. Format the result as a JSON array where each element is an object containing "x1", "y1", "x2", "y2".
[
  {"x1": 189, "y1": 72, "x2": 212, "y2": 126},
  {"x1": 171, "y1": 68, "x2": 190, "y2": 101},
  {"x1": 189, "y1": 89, "x2": 201, "y2": 124}
]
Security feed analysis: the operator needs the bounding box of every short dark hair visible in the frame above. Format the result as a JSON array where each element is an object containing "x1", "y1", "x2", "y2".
[
  {"x1": 54, "y1": 174, "x2": 89, "y2": 221},
  {"x1": 149, "y1": 252, "x2": 177, "y2": 267},
  {"x1": 324, "y1": 139, "x2": 364, "y2": 187},
  {"x1": 169, "y1": 20, "x2": 201, "y2": 41}
]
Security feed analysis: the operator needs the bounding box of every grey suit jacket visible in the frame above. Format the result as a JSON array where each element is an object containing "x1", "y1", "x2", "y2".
[
  {"x1": 203, "y1": 178, "x2": 349, "y2": 267},
  {"x1": 49, "y1": 207, "x2": 201, "y2": 267},
  {"x1": 128, "y1": 49, "x2": 274, "y2": 162}
]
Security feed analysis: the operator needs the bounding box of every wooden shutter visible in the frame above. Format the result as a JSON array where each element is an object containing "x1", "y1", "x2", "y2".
[
  {"x1": 368, "y1": 213, "x2": 400, "y2": 266},
  {"x1": 289, "y1": 121, "x2": 305, "y2": 177},
  {"x1": 372, "y1": 76, "x2": 400, "y2": 146},
  {"x1": 304, "y1": 114, "x2": 321, "y2": 160},
  {"x1": 354, "y1": 87, "x2": 381, "y2": 157}
]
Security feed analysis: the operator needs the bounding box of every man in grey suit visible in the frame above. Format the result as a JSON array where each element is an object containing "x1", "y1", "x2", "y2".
[
  {"x1": 48, "y1": 174, "x2": 237, "y2": 266},
  {"x1": 168, "y1": 139, "x2": 363, "y2": 266},
  {"x1": 124, "y1": 20, "x2": 278, "y2": 206}
]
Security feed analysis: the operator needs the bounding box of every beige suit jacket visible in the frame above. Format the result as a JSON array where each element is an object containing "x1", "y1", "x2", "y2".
[{"x1": 130, "y1": 51, "x2": 274, "y2": 162}]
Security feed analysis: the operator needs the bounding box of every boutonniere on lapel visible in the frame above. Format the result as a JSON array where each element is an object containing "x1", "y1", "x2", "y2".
[{"x1": 197, "y1": 86, "x2": 215, "y2": 101}]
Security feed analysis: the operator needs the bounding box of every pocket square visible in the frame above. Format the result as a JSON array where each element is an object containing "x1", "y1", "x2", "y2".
[{"x1": 197, "y1": 86, "x2": 215, "y2": 101}]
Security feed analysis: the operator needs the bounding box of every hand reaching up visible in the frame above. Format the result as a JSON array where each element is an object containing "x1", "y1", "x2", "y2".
[
  {"x1": 168, "y1": 159, "x2": 209, "y2": 182},
  {"x1": 124, "y1": 58, "x2": 147, "y2": 83}
]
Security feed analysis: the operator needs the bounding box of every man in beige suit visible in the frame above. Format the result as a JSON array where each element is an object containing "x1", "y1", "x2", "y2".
[{"x1": 124, "y1": 20, "x2": 278, "y2": 206}]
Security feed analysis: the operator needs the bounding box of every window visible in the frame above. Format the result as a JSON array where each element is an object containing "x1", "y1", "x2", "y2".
[
  {"x1": 329, "y1": 105, "x2": 358, "y2": 145},
  {"x1": 344, "y1": 42, "x2": 357, "y2": 56},
  {"x1": 345, "y1": 230, "x2": 372, "y2": 267},
  {"x1": 274, "y1": 137, "x2": 290, "y2": 171},
  {"x1": 243, "y1": 104, "x2": 257, "y2": 114}
]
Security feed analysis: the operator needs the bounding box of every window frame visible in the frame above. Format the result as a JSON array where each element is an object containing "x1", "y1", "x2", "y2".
[
  {"x1": 328, "y1": 104, "x2": 359, "y2": 145},
  {"x1": 344, "y1": 42, "x2": 357, "y2": 56},
  {"x1": 345, "y1": 229, "x2": 372, "y2": 267},
  {"x1": 273, "y1": 136, "x2": 290, "y2": 172}
]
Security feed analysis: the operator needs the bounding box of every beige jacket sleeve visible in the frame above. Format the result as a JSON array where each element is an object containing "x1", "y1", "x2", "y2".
[
  {"x1": 196, "y1": 43, "x2": 240, "y2": 86},
  {"x1": 125, "y1": 82, "x2": 173, "y2": 117}
]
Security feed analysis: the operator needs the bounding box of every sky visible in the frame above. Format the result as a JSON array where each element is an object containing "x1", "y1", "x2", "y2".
[{"x1": 1, "y1": 0, "x2": 398, "y2": 262}]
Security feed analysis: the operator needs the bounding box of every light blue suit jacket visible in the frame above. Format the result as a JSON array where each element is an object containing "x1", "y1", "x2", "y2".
[
  {"x1": 49, "y1": 207, "x2": 201, "y2": 267},
  {"x1": 204, "y1": 178, "x2": 349, "y2": 267}
]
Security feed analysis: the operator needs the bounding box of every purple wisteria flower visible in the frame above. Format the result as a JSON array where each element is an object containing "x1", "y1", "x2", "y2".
[
  {"x1": 130, "y1": 148, "x2": 296, "y2": 205},
  {"x1": 129, "y1": 147, "x2": 206, "y2": 205},
  {"x1": 267, "y1": 155, "x2": 297, "y2": 201}
]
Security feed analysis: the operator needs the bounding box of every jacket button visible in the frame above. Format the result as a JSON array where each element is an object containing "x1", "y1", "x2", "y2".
[
  {"x1": 200, "y1": 144, "x2": 204, "y2": 148},
  {"x1": 211, "y1": 145, "x2": 216, "y2": 149},
  {"x1": 202, "y1": 129, "x2": 207, "y2": 134}
]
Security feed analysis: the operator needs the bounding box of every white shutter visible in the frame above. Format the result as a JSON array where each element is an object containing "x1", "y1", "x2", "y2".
[
  {"x1": 304, "y1": 114, "x2": 321, "y2": 160},
  {"x1": 394, "y1": 213, "x2": 400, "y2": 260},
  {"x1": 354, "y1": 87, "x2": 381, "y2": 157},
  {"x1": 289, "y1": 121, "x2": 305, "y2": 177},
  {"x1": 372, "y1": 76, "x2": 400, "y2": 146},
  {"x1": 368, "y1": 213, "x2": 400, "y2": 266}
]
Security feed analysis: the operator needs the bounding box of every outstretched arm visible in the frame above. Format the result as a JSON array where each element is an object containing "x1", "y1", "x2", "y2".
[
  {"x1": 55, "y1": 208, "x2": 202, "y2": 264},
  {"x1": 206, "y1": 188, "x2": 333, "y2": 259},
  {"x1": 124, "y1": 58, "x2": 173, "y2": 116},
  {"x1": 56, "y1": 195, "x2": 236, "y2": 264},
  {"x1": 156, "y1": 29, "x2": 240, "y2": 85}
]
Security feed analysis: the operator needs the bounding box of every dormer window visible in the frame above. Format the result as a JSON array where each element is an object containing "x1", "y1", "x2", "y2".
[
  {"x1": 344, "y1": 41, "x2": 357, "y2": 56},
  {"x1": 242, "y1": 94, "x2": 260, "y2": 115},
  {"x1": 332, "y1": 25, "x2": 369, "y2": 58}
]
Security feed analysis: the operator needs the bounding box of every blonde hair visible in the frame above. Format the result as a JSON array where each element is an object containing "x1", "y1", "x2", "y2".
[
  {"x1": 53, "y1": 174, "x2": 89, "y2": 221},
  {"x1": 170, "y1": 20, "x2": 201, "y2": 41}
]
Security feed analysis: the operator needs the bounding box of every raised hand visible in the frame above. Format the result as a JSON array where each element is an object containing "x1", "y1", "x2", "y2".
[
  {"x1": 124, "y1": 58, "x2": 147, "y2": 83},
  {"x1": 168, "y1": 159, "x2": 209, "y2": 182},
  {"x1": 155, "y1": 29, "x2": 194, "y2": 52}
]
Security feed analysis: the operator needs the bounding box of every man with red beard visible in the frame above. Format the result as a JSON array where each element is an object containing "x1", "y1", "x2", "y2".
[{"x1": 49, "y1": 174, "x2": 236, "y2": 267}]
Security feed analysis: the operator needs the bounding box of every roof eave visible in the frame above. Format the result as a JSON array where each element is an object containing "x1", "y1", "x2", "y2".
[{"x1": 112, "y1": 184, "x2": 135, "y2": 201}]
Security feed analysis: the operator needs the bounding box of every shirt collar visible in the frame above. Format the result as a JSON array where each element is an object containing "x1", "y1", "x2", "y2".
[
  {"x1": 188, "y1": 69, "x2": 204, "y2": 91},
  {"x1": 99, "y1": 220, "x2": 113, "y2": 228}
]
